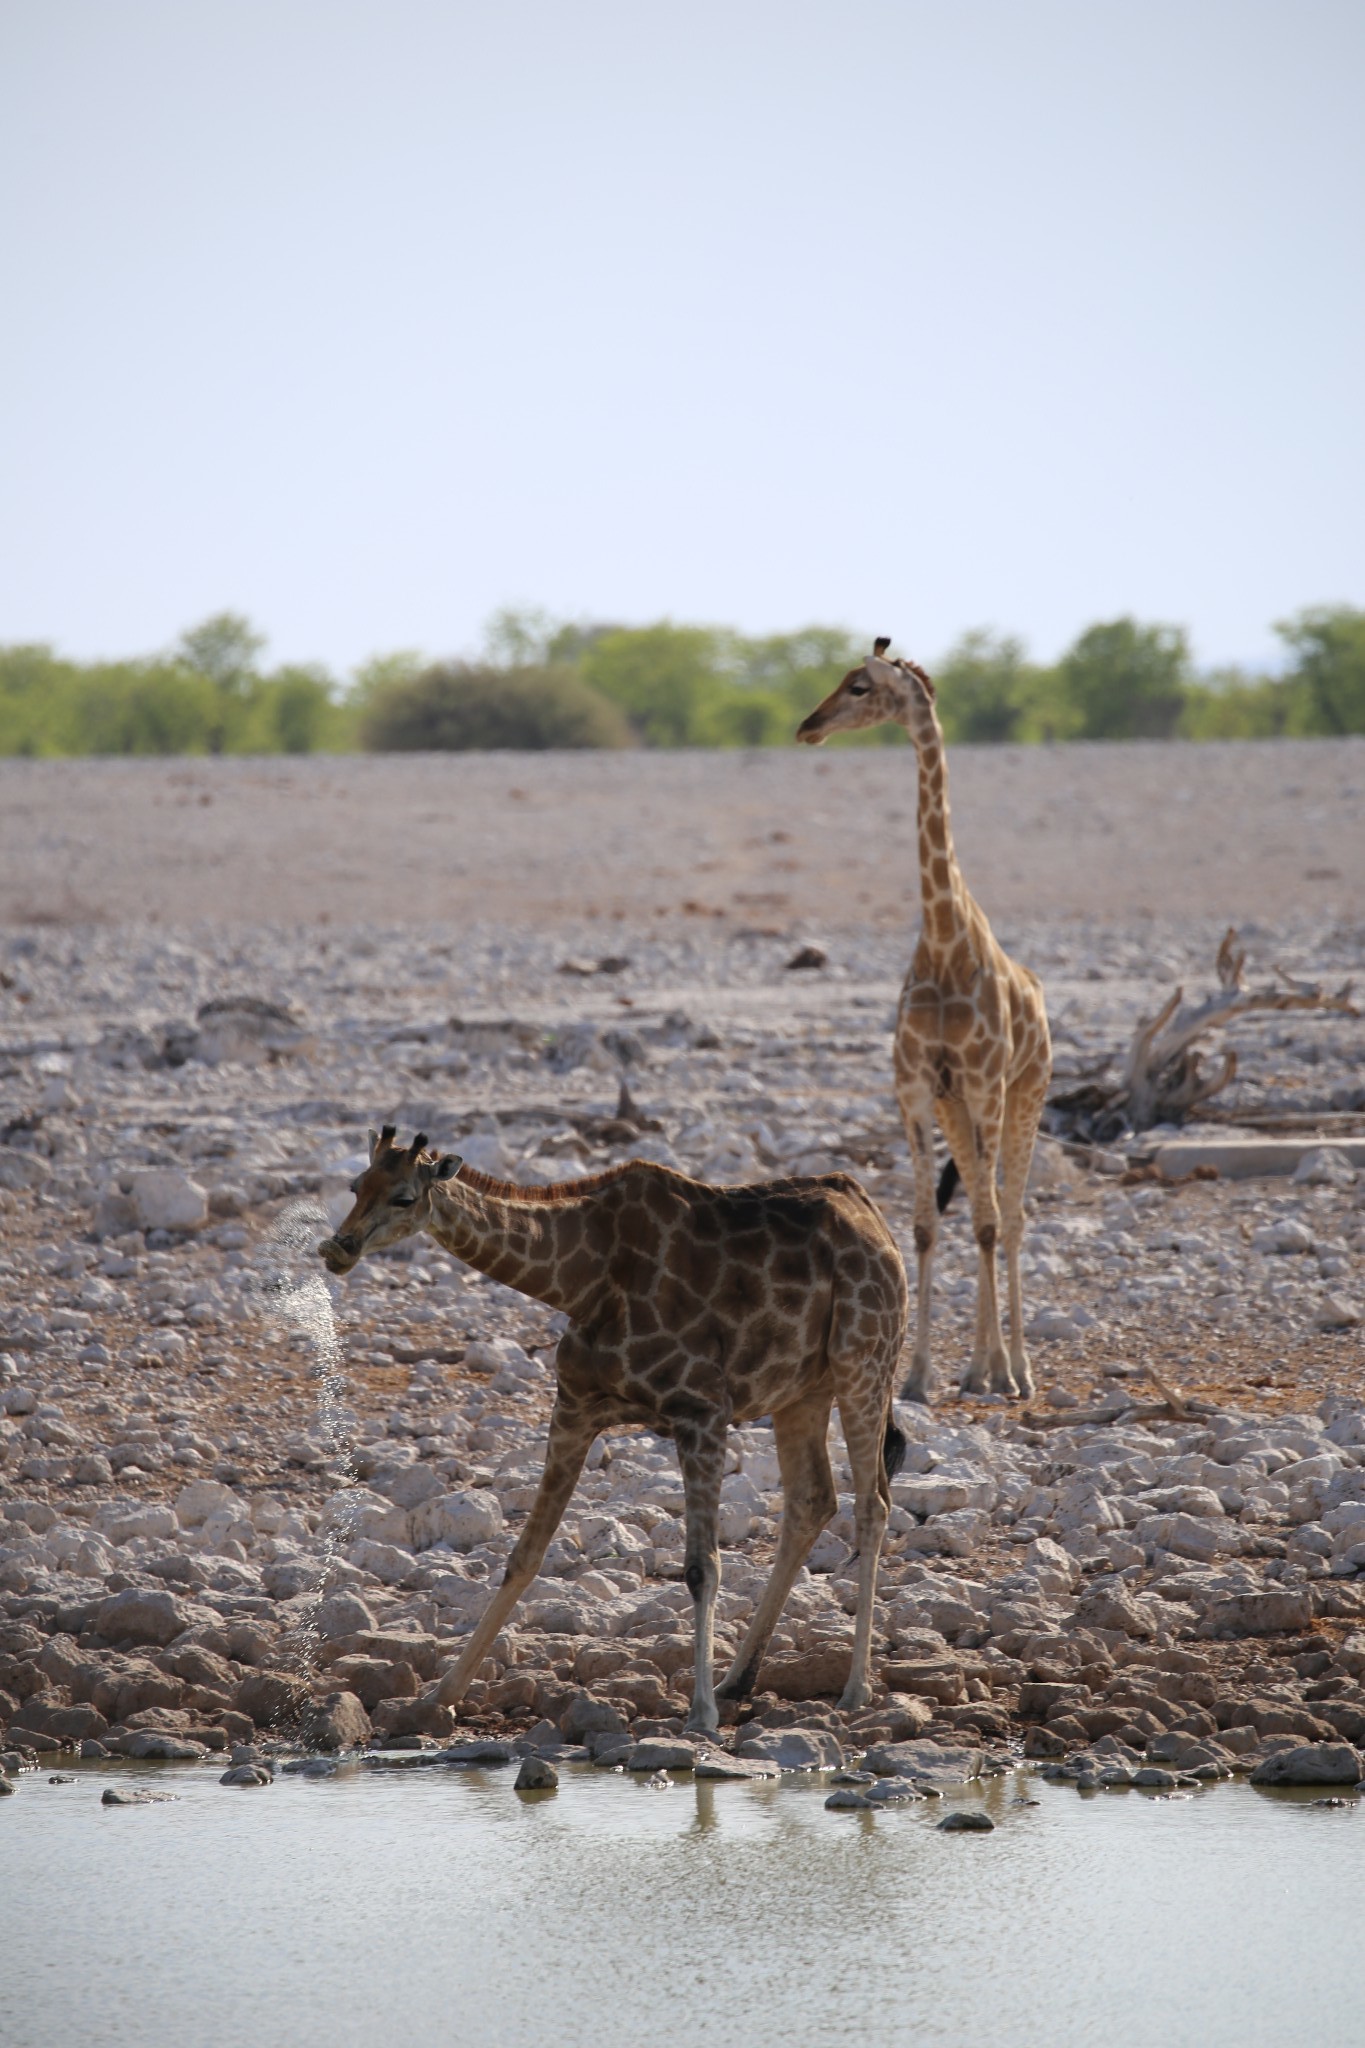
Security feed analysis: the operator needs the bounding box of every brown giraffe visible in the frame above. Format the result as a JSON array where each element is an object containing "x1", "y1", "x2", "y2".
[
  {"x1": 318, "y1": 1127, "x2": 908, "y2": 1734},
  {"x1": 797, "y1": 639, "x2": 1051, "y2": 1402}
]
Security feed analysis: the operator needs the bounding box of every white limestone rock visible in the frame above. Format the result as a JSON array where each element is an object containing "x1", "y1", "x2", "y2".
[
  {"x1": 410, "y1": 1488, "x2": 506, "y2": 1553},
  {"x1": 125, "y1": 1170, "x2": 209, "y2": 1234}
]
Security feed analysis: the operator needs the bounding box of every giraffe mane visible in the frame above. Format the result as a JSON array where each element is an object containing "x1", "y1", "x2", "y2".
[
  {"x1": 435, "y1": 1158, "x2": 851, "y2": 1205},
  {"x1": 443, "y1": 1159, "x2": 671, "y2": 1204}
]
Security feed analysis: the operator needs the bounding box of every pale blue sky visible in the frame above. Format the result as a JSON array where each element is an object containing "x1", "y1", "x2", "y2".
[{"x1": 2, "y1": 0, "x2": 1361, "y2": 676}]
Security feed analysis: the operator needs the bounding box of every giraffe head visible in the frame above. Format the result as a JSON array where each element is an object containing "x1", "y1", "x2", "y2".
[
  {"x1": 317, "y1": 1126, "x2": 462, "y2": 1274},
  {"x1": 796, "y1": 639, "x2": 937, "y2": 744}
]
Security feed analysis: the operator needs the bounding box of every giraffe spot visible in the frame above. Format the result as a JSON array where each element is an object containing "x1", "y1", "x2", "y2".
[
  {"x1": 559, "y1": 1249, "x2": 598, "y2": 1296},
  {"x1": 674, "y1": 1238, "x2": 723, "y2": 1295},
  {"x1": 626, "y1": 1297, "x2": 661, "y2": 1338},
  {"x1": 657, "y1": 1275, "x2": 709, "y2": 1329},
  {"x1": 631, "y1": 1333, "x2": 683, "y2": 1374},
  {"x1": 714, "y1": 1264, "x2": 763, "y2": 1321},
  {"x1": 616, "y1": 1204, "x2": 663, "y2": 1260},
  {"x1": 771, "y1": 1247, "x2": 815, "y2": 1287}
]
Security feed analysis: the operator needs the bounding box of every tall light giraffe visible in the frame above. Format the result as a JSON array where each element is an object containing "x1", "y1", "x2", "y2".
[{"x1": 797, "y1": 640, "x2": 1051, "y2": 1401}]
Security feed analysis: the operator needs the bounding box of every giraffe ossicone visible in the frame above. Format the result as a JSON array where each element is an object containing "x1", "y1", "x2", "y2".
[
  {"x1": 797, "y1": 640, "x2": 1052, "y2": 1402},
  {"x1": 318, "y1": 1128, "x2": 909, "y2": 1734}
]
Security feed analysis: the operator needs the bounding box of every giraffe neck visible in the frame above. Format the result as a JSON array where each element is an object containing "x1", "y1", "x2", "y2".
[
  {"x1": 909, "y1": 710, "x2": 971, "y2": 950},
  {"x1": 424, "y1": 1176, "x2": 588, "y2": 1315}
]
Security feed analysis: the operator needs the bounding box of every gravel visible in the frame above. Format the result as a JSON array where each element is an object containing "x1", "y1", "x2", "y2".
[{"x1": 1, "y1": 747, "x2": 1363, "y2": 1794}]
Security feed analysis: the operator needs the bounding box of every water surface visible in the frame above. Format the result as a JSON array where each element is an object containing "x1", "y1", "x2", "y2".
[{"x1": 3, "y1": 1763, "x2": 1356, "y2": 2048}]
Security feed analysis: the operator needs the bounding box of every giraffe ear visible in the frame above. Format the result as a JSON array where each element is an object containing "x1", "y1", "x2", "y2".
[
  {"x1": 421, "y1": 1152, "x2": 462, "y2": 1183},
  {"x1": 368, "y1": 1128, "x2": 382, "y2": 1161}
]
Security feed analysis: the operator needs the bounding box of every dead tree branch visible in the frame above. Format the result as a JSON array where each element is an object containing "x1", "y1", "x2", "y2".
[{"x1": 1048, "y1": 928, "x2": 1356, "y2": 1143}]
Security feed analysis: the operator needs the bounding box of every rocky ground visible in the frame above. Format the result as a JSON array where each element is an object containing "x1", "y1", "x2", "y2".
[{"x1": 2, "y1": 746, "x2": 1365, "y2": 1800}]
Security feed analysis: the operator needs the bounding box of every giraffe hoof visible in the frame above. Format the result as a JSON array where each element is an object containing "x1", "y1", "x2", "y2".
[{"x1": 897, "y1": 1377, "x2": 932, "y2": 1407}]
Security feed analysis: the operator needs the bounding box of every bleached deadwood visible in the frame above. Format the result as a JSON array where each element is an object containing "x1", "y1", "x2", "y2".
[
  {"x1": 1022, "y1": 1368, "x2": 1219, "y2": 1431},
  {"x1": 1048, "y1": 928, "x2": 1356, "y2": 1143}
]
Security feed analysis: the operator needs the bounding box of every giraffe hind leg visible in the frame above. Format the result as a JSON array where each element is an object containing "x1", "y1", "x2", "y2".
[
  {"x1": 934, "y1": 1097, "x2": 1001, "y2": 1396},
  {"x1": 833, "y1": 1362, "x2": 894, "y2": 1713},
  {"x1": 897, "y1": 1084, "x2": 939, "y2": 1403},
  {"x1": 716, "y1": 1393, "x2": 836, "y2": 1703},
  {"x1": 672, "y1": 1414, "x2": 728, "y2": 1735},
  {"x1": 942, "y1": 1089, "x2": 1013, "y2": 1396},
  {"x1": 1000, "y1": 1067, "x2": 1049, "y2": 1400}
]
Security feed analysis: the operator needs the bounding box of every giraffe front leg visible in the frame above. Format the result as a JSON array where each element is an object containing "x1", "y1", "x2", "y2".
[
  {"x1": 897, "y1": 1088, "x2": 939, "y2": 1403},
  {"x1": 673, "y1": 1416, "x2": 726, "y2": 1736},
  {"x1": 436, "y1": 1396, "x2": 597, "y2": 1708}
]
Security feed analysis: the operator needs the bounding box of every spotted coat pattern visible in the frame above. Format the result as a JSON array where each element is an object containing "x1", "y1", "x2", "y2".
[
  {"x1": 319, "y1": 1130, "x2": 909, "y2": 1733},
  {"x1": 798, "y1": 644, "x2": 1052, "y2": 1400}
]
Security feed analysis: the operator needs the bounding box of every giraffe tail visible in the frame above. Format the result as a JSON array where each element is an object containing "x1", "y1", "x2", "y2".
[
  {"x1": 936, "y1": 1157, "x2": 960, "y2": 1212},
  {"x1": 882, "y1": 1416, "x2": 907, "y2": 1486}
]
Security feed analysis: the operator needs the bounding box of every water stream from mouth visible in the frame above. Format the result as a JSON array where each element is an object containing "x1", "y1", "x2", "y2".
[{"x1": 247, "y1": 1198, "x2": 362, "y2": 1679}]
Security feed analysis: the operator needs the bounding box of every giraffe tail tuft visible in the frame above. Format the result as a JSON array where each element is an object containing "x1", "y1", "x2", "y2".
[
  {"x1": 882, "y1": 1418, "x2": 908, "y2": 1485},
  {"x1": 935, "y1": 1157, "x2": 960, "y2": 1212}
]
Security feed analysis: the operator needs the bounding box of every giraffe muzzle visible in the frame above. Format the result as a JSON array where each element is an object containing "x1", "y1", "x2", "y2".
[{"x1": 317, "y1": 1234, "x2": 358, "y2": 1274}]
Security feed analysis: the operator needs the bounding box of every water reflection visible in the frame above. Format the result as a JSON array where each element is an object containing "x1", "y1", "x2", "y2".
[{"x1": 2, "y1": 1766, "x2": 1360, "y2": 2048}]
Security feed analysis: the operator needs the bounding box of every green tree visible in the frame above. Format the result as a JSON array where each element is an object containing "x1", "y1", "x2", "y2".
[
  {"x1": 1058, "y1": 618, "x2": 1189, "y2": 739},
  {"x1": 481, "y1": 604, "x2": 559, "y2": 667},
  {"x1": 360, "y1": 663, "x2": 632, "y2": 750},
  {"x1": 579, "y1": 624, "x2": 725, "y2": 745},
  {"x1": 1276, "y1": 606, "x2": 1365, "y2": 734},
  {"x1": 1178, "y1": 666, "x2": 1305, "y2": 739},
  {"x1": 176, "y1": 612, "x2": 265, "y2": 694},
  {"x1": 75, "y1": 663, "x2": 222, "y2": 753},
  {"x1": 935, "y1": 630, "x2": 1033, "y2": 743},
  {"x1": 260, "y1": 666, "x2": 344, "y2": 752},
  {"x1": 545, "y1": 620, "x2": 623, "y2": 665},
  {"x1": 0, "y1": 645, "x2": 74, "y2": 754},
  {"x1": 349, "y1": 650, "x2": 425, "y2": 708}
]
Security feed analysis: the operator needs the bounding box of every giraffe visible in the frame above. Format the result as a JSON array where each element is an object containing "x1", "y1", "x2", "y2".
[
  {"x1": 318, "y1": 1127, "x2": 908, "y2": 1734},
  {"x1": 797, "y1": 639, "x2": 1052, "y2": 1402}
]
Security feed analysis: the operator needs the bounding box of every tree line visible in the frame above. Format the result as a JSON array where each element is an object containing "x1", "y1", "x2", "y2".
[{"x1": 2, "y1": 604, "x2": 1362, "y2": 756}]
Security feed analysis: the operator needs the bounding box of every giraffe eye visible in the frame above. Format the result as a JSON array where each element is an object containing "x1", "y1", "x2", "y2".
[
  {"x1": 391, "y1": 1192, "x2": 418, "y2": 1208},
  {"x1": 848, "y1": 681, "x2": 869, "y2": 696}
]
